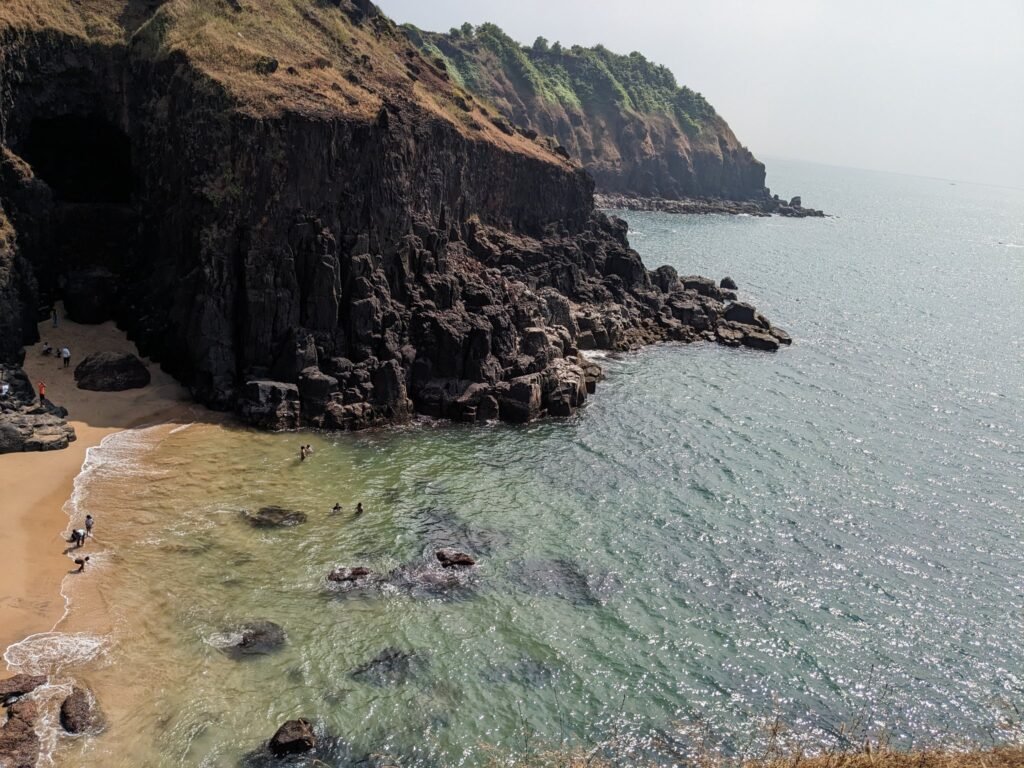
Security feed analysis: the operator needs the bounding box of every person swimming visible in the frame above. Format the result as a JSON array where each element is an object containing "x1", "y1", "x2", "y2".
[
  {"x1": 331, "y1": 503, "x2": 342, "y2": 514},
  {"x1": 355, "y1": 503, "x2": 364, "y2": 516}
]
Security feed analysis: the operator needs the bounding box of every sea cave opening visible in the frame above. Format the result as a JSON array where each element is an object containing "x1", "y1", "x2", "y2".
[{"x1": 19, "y1": 114, "x2": 139, "y2": 322}]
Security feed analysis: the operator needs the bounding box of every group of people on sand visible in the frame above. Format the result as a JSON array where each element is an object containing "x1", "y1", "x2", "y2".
[
  {"x1": 65, "y1": 514, "x2": 94, "y2": 572},
  {"x1": 36, "y1": 342, "x2": 72, "y2": 402}
]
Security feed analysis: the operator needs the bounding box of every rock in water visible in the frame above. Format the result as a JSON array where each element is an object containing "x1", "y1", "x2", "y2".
[
  {"x1": 0, "y1": 698, "x2": 40, "y2": 768},
  {"x1": 0, "y1": 674, "x2": 47, "y2": 703},
  {"x1": 435, "y1": 548, "x2": 476, "y2": 568},
  {"x1": 241, "y1": 506, "x2": 307, "y2": 528},
  {"x1": 350, "y1": 648, "x2": 423, "y2": 687},
  {"x1": 220, "y1": 620, "x2": 287, "y2": 657},
  {"x1": 59, "y1": 686, "x2": 104, "y2": 734},
  {"x1": 327, "y1": 566, "x2": 373, "y2": 583},
  {"x1": 720, "y1": 276, "x2": 738, "y2": 290},
  {"x1": 74, "y1": 352, "x2": 151, "y2": 391},
  {"x1": 268, "y1": 718, "x2": 316, "y2": 757}
]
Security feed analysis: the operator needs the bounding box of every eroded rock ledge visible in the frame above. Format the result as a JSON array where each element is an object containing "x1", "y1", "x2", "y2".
[
  {"x1": 0, "y1": 364, "x2": 75, "y2": 454},
  {"x1": 236, "y1": 215, "x2": 791, "y2": 431},
  {"x1": 596, "y1": 192, "x2": 826, "y2": 218}
]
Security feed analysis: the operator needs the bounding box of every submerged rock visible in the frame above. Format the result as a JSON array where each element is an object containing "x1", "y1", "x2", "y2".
[
  {"x1": 241, "y1": 506, "x2": 308, "y2": 528},
  {"x1": 73, "y1": 351, "x2": 151, "y2": 391},
  {"x1": 508, "y1": 558, "x2": 621, "y2": 606},
  {"x1": 350, "y1": 648, "x2": 425, "y2": 687},
  {"x1": 219, "y1": 620, "x2": 287, "y2": 658},
  {"x1": 327, "y1": 566, "x2": 375, "y2": 584},
  {"x1": 59, "y1": 686, "x2": 104, "y2": 734}
]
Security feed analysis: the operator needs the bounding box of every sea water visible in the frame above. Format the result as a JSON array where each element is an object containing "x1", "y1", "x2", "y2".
[{"x1": 7, "y1": 160, "x2": 1023, "y2": 766}]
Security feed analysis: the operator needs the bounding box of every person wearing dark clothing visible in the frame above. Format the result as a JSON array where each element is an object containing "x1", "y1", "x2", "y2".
[
  {"x1": 331, "y1": 503, "x2": 342, "y2": 514},
  {"x1": 67, "y1": 529, "x2": 86, "y2": 548},
  {"x1": 355, "y1": 503, "x2": 364, "y2": 516},
  {"x1": 74, "y1": 556, "x2": 90, "y2": 572},
  {"x1": 52, "y1": 307, "x2": 58, "y2": 328}
]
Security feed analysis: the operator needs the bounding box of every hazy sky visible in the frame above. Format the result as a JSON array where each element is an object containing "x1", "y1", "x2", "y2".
[{"x1": 378, "y1": 1, "x2": 1024, "y2": 188}]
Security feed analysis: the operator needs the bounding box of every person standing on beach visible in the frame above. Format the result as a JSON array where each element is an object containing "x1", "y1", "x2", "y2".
[
  {"x1": 37, "y1": 381, "x2": 46, "y2": 401},
  {"x1": 85, "y1": 514, "x2": 94, "y2": 538},
  {"x1": 61, "y1": 346, "x2": 71, "y2": 369},
  {"x1": 51, "y1": 306, "x2": 58, "y2": 328}
]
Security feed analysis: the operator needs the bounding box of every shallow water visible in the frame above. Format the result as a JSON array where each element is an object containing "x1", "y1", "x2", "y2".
[{"x1": 7, "y1": 160, "x2": 1024, "y2": 766}]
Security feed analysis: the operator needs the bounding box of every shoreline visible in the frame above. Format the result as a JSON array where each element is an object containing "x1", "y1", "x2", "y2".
[
  {"x1": 0, "y1": 309, "x2": 196, "y2": 658},
  {"x1": 595, "y1": 192, "x2": 827, "y2": 217}
]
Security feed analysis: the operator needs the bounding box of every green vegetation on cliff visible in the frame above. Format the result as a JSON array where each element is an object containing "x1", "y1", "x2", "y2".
[{"x1": 404, "y1": 22, "x2": 767, "y2": 200}]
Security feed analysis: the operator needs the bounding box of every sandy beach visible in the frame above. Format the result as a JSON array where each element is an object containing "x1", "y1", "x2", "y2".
[{"x1": 0, "y1": 307, "x2": 196, "y2": 655}]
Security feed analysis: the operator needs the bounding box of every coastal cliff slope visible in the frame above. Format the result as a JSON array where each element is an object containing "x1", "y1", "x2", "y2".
[
  {"x1": 404, "y1": 23, "x2": 767, "y2": 201},
  {"x1": 0, "y1": 0, "x2": 790, "y2": 440}
]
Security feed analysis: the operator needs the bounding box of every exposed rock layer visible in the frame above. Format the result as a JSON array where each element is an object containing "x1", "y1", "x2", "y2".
[{"x1": 0, "y1": 1, "x2": 791, "y2": 435}]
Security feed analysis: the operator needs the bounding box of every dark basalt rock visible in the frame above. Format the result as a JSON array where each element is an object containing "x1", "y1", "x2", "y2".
[
  {"x1": 327, "y1": 566, "x2": 374, "y2": 583},
  {"x1": 0, "y1": 674, "x2": 47, "y2": 702},
  {"x1": 59, "y1": 686, "x2": 104, "y2": 734},
  {"x1": 63, "y1": 267, "x2": 118, "y2": 324},
  {"x1": 237, "y1": 381, "x2": 300, "y2": 431},
  {"x1": 0, "y1": 411, "x2": 76, "y2": 453},
  {"x1": 74, "y1": 351, "x2": 151, "y2": 391},
  {"x1": 269, "y1": 718, "x2": 315, "y2": 757},
  {"x1": 435, "y1": 548, "x2": 476, "y2": 568},
  {"x1": 0, "y1": 698, "x2": 40, "y2": 768},
  {"x1": 720, "y1": 276, "x2": 738, "y2": 290},
  {"x1": 0, "y1": 9, "x2": 792, "y2": 438},
  {"x1": 350, "y1": 648, "x2": 424, "y2": 687},
  {"x1": 241, "y1": 506, "x2": 308, "y2": 528},
  {"x1": 219, "y1": 620, "x2": 287, "y2": 657}
]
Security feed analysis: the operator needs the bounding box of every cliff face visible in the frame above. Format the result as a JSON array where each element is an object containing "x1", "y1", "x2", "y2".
[
  {"x1": 0, "y1": 0, "x2": 790, "y2": 437},
  {"x1": 405, "y1": 24, "x2": 767, "y2": 201}
]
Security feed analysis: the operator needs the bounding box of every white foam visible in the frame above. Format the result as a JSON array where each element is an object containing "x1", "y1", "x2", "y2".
[
  {"x1": 581, "y1": 350, "x2": 609, "y2": 360},
  {"x1": 3, "y1": 631, "x2": 106, "y2": 675}
]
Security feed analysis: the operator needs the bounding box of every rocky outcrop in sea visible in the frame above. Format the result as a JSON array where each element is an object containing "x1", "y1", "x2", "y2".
[{"x1": 595, "y1": 192, "x2": 826, "y2": 218}]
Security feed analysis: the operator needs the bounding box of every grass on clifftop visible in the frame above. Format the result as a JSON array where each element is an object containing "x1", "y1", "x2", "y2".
[
  {"x1": 404, "y1": 22, "x2": 719, "y2": 139},
  {"x1": 0, "y1": 0, "x2": 569, "y2": 165}
]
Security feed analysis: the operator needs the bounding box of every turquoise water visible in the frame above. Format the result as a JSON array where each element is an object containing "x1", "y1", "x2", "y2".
[{"x1": 11, "y1": 161, "x2": 1024, "y2": 766}]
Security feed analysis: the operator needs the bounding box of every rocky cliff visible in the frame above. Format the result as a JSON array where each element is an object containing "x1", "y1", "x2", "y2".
[
  {"x1": 0, "y1": 0, "x2": 790, "y2": 440},
  {"x1": 404, "y1": 23, "x2": 770, "y2": 202}
]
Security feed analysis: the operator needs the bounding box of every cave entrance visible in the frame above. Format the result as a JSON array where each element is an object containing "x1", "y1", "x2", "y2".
[{"x1": 19, "y1": 114, "x2": 139, "y2": 322}]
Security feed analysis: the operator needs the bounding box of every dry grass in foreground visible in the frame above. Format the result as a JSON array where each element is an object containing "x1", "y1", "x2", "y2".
[{"x1": 486, "y1": 746, "x2": 1024, "y2": 768}]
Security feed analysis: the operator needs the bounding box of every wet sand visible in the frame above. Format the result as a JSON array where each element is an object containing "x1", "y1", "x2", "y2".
[{"x1": 0, "y1": 307, "x2": 197, "y2": 655}]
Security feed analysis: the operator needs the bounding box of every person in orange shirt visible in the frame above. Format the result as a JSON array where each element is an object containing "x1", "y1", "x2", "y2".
[{"x1": 37, "y1": 381, "x2": 46, "y2": 401}]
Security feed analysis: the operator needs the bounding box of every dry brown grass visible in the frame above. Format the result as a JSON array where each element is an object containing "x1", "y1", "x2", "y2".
[
  {"x1": 481, "y1": 745, "x2": 1024, "y2": 768},
  {"x1": 0, "y1": 0, "x2": 570, "y2": 166}
]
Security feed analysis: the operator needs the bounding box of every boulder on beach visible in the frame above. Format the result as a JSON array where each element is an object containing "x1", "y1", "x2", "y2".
[
  {"x1": 59, "y1": 686, "x2": 104, "y2": 734},
  {"x1": 220, "y1": 620, "x2": 287, "y2": 658},
  {"x1": 241, "y1": 506, "x2": 307, "y2": 528},
  {"x1": 74, "y1": 351, "x2": 151, "y2": 391}
]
